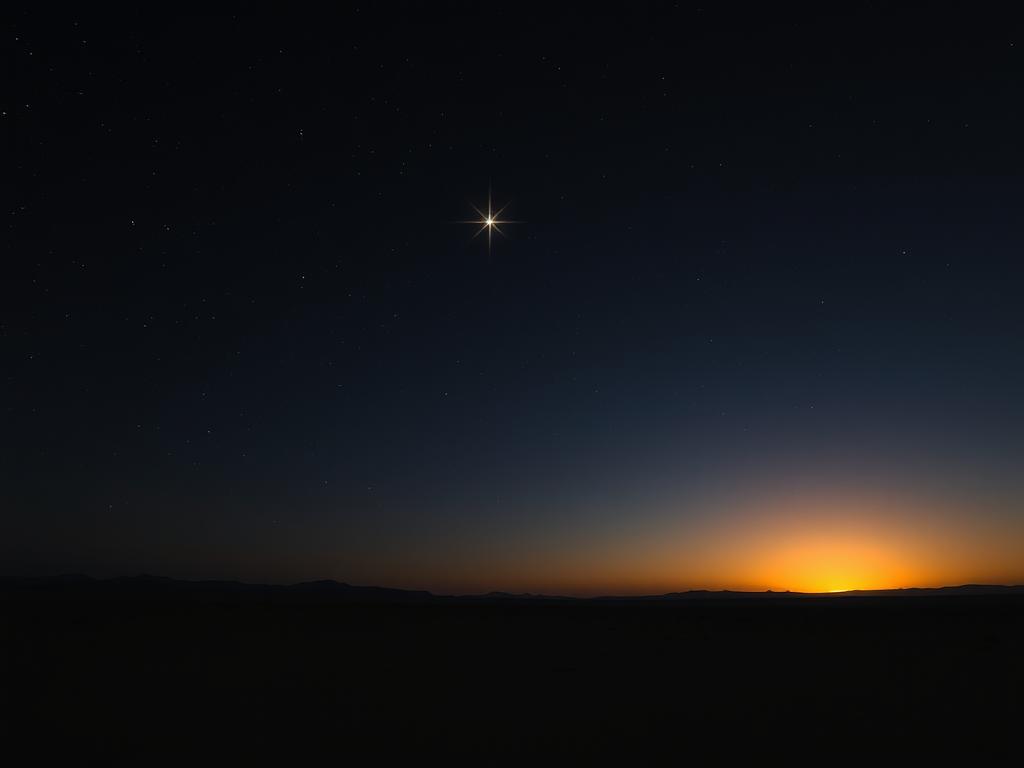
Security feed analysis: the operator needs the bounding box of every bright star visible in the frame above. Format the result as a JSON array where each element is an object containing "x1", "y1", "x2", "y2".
[{"x1": 459, "y1": 187, "x2": 521, "y2": 252}]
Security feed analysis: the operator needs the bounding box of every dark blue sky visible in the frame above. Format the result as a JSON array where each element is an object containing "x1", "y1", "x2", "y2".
[{"x1": 5, "y1": 5, "x2": 1024, "y2": 592}]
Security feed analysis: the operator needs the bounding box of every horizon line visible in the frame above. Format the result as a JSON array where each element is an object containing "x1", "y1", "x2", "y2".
[{"x1": 8, "y1": 572, "x2": 1024, "y2": 600}]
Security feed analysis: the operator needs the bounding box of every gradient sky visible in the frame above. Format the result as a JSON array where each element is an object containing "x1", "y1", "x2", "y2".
[{"x1": 5, "y1": 6, "x2": 1024, "y2": 594}]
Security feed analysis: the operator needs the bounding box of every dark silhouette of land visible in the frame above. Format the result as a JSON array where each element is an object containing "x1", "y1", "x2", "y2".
[
  {"x1": 3, "y1": 575, "x2": 1022, "y2": 762},
  {"x1": 7, "y1": 573, "x2": 1024, "y2": 601}
]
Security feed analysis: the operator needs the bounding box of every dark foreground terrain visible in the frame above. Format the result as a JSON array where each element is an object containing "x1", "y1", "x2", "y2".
[{"x1": 2, "y1": 581, "x2": 1022, "y2": 764}]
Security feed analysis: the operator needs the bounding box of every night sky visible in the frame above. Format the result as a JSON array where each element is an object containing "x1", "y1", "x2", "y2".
[{"x1": 6, "y1": 5, "x2": 1024, "y2": 594}]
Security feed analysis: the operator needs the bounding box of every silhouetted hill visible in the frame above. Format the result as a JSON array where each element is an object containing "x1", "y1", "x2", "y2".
[
  {"x1": 0, "y1": 574, "x2": 432, "y2": 603},
  {"x1": 4, "y1": 573, "x2": 1023, "y2": 762},
  {"x1": 3, "y1": 575, "x2": 1022, "y2": 603},
  {"x1": 614, "y1": 584, "x2": 1024, "y2": 600}
]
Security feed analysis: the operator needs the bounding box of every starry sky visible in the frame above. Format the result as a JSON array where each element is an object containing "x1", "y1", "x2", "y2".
[{"x1": 5, "y1": 5, "x2": 1024, "y2": 594}]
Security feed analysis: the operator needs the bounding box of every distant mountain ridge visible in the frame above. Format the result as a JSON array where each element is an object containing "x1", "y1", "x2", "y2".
[
  {"x1": 4, "y1": 575, "x2": 1024, "y2": 603},
  {"x1": 3, "y1": 574, "x2": 433, "y2": 603}
]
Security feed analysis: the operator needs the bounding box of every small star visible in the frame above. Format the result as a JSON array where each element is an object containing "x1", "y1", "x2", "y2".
[{"x1": 458, "y1": 186, "x2": 522, "y2": 253}]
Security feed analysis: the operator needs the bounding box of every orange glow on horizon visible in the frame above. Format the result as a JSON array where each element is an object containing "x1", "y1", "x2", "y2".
[
  {"x1": 313, "y1": 484, "x2": 1024, "y2": 597},
  {"x1": 737, "y1": 528, "x2": 926, "y2": 593}
]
